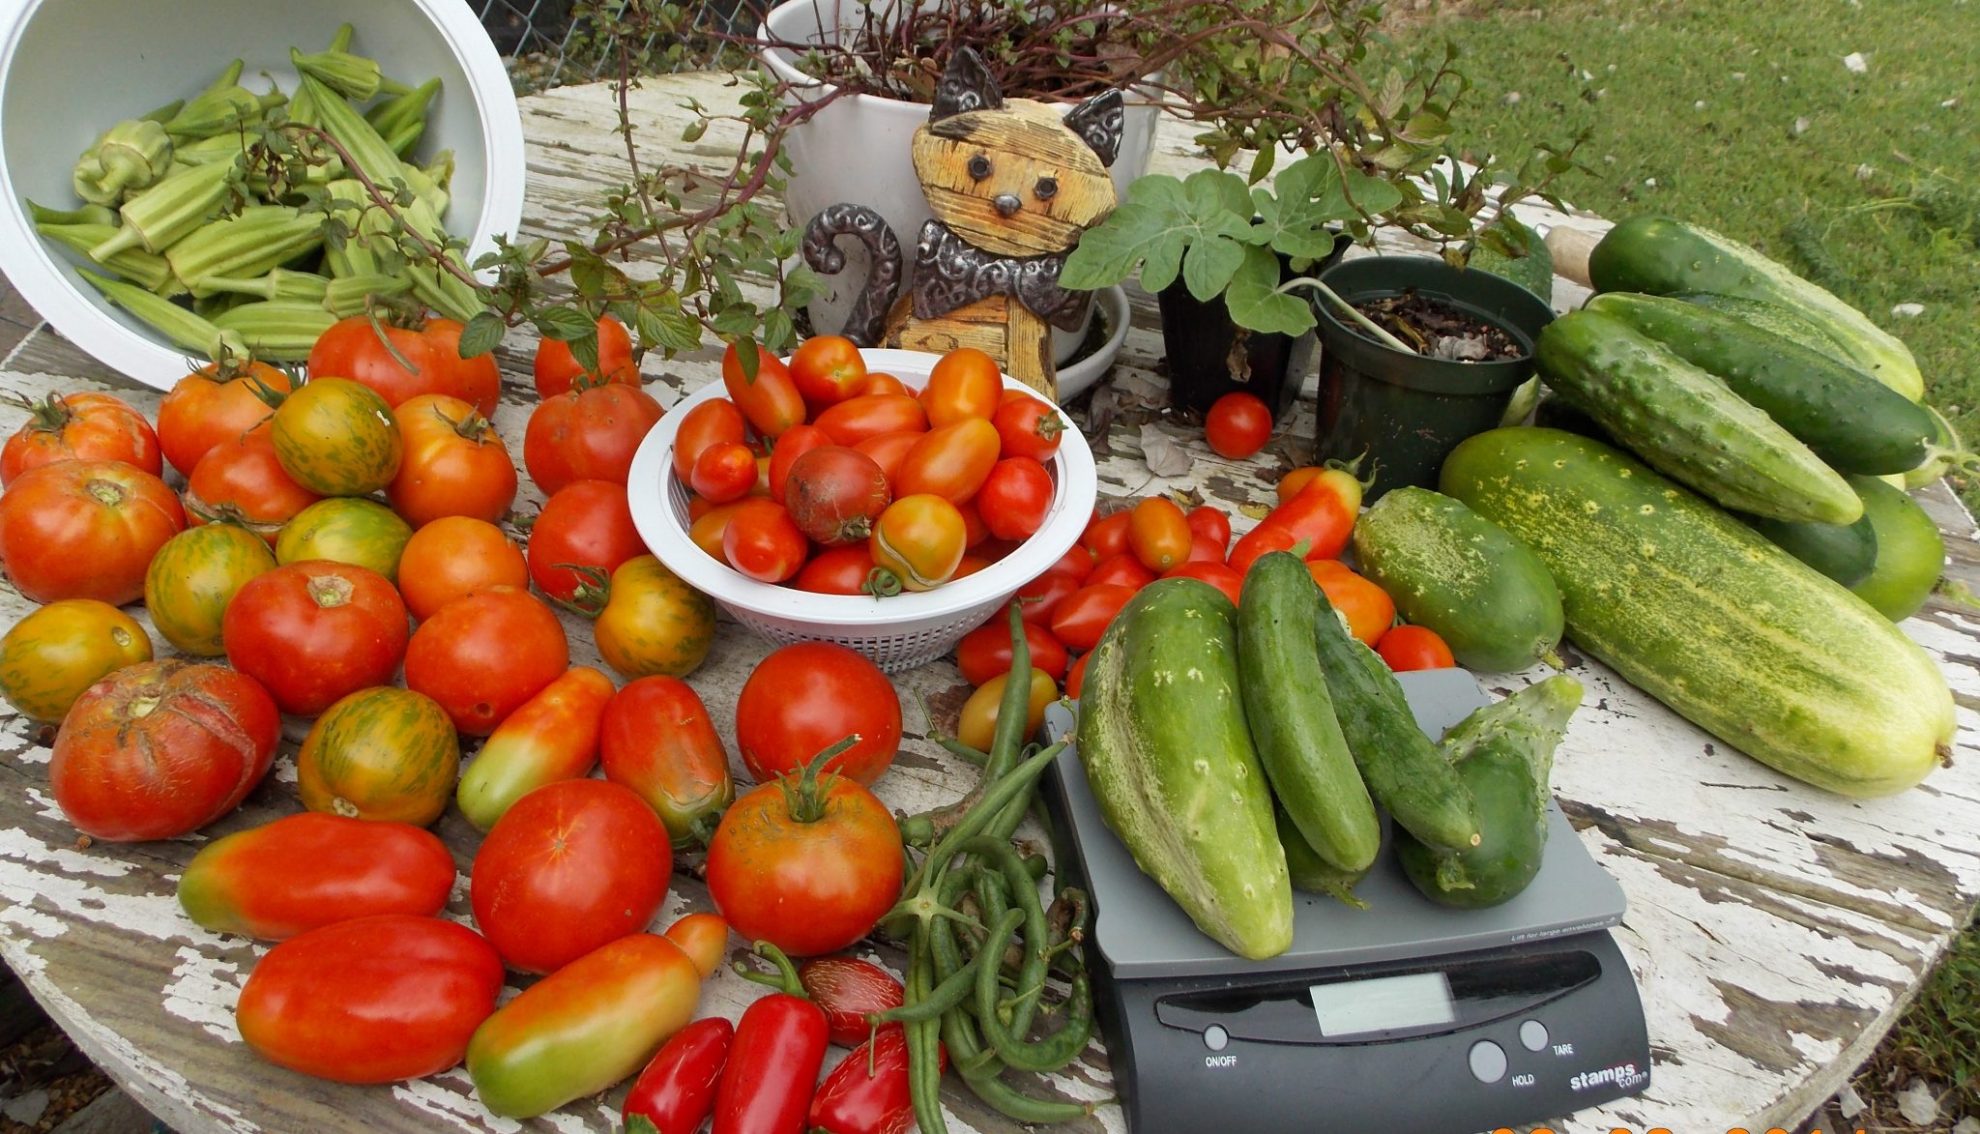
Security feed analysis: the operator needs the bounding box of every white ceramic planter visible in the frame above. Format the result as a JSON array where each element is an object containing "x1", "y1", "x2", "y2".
[{"x1": 758, "y1": 0, "x2": 1160, "y2": 365}]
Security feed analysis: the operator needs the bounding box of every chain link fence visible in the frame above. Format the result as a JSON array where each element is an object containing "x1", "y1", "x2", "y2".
[{"x1": 470, "y1": 0, "x2": 754, "y2": 90}]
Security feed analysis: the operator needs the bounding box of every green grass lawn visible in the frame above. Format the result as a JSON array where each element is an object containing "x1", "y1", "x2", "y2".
[{"x1": 1380, "y1": 0, "x2": 1980, "y2": 1120}]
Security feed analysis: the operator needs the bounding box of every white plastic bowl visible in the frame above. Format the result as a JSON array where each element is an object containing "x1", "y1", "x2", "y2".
[
  {"x1": 0, "y1": 0, "x2": 526, "y2": 389},
  {"x1": 626, "y1": 349, "x2": 1098, "y2": 673}
]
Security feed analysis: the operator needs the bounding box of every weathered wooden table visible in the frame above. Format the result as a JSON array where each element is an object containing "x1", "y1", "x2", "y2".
[{"x1": 3, "y1": 72, "x2": 1978, "y2": 1134}]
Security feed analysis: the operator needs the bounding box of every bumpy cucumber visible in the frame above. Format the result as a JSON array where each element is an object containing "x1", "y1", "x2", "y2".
[
  {"x1": 1275, "y1": 805, "x2": 1370, "y2": 909},
  {"x1": 1588, "y1": 215, "x2": 1924, "y2": 400},
  {"x1": 1312, "y1": 584, "x2": 1479, "y2": 853},
  {"x1": 1237, "y1": 553, "x2": 1380, "y2": 873},
  {"x1": 1076, "y1": 577, "x2": 1292, "y2": 960},
  {"x1": 1440, "y1": 426, "x2": 1955, "y2": 797},
  {"x1": 1536, "y1": 307, "x2": 1861, "y2": 524},
  {"x1": 1584, "y1": 292, "x2": 1935, "y2": 475},
  {"x1": 1738, "y1": 510, "x2": 1879, "y2": 588},
  {"x1": 1352, "y1": 487, "x2": 1564, "y2": 673},
  {"x1": 1847, "y1": 475, "x2": 1945, "y2": 622}
]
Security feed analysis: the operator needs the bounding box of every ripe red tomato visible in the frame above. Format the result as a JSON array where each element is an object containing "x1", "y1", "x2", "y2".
[
  {"x1": 1049, "y1": 582, "x2": 1136, "y2": 652},
  {"x1": 858, "y1": 372, "x2": 911, "y2": 398},
  {"x1": 403, "y1": 586, "x2": 569, "y2": 736},
  {"x1": 1, "y1": 392, "x2": 160, "y2": 486},
  {"x1": 814, "y1": 394, "x2": 927, "y2": 447},
  {"x1": 222, "y1": 561, "x2": 410, "y2": 716},
  {"x1": 308, "y1": 314, "x2": 499, "y2": 416},
  {"x1": 1269, "y1": 472, "x2": 1363, "y2": 561},
  {"x1": 1128, "y1": 496, "x2": 1192, "y2": 572},
  {"x1": 1162, "y1": 560, "x2": 1244, "y2": 607},
  {"x1": 1205, "y1": 391, "x2": 1272, "y2": 459},
  {"x1": 533, "y1": 314, "x2": 640, "y2": 398},
  {"x1": 177, "y1": 813, "x2": 456, "y2": 940},
  {"x1": 789, "y1": 335, "x2": 868, "y2": 410},
  {"x1": 785, "y1": 446, "x2": 891, "y2": 546},
  {"x1": 705, "y1": 761, "x2": 904, "y2": 957},
  {"x1": 50, "y1": 659, "x2": 279, "y2": 841},
  {"x1": 523, "y1": 381, "x2": 665, "y2": 496},
  {"x1": 870, "y1": 494, "x2": 967, "y2": 591},
  {"x1": 1045, "y1": 543, "x2": 1095, "y2": 584},
  {"x1": 1306, "y1": 560, "x2": 1397, "y2": 646},
  {"x1": 527, "y1": 479, "x2": 644, "y2": 603},
  {"x1": 1014, "y1": 568, "x2": 1078, "y2": 626},
  {"x1": 1227, "y1": 521, "x2": 1300, "y2": 577},
  {"x1": 767, "y1": 424, "x2": 832, "y2": 505},
  {"x1": 735, "y1": 642, "x2": 901, "y2": 786},
  {"x1": 472, "y1": 778, "x2": 674, "y2": 974},
  {"x1": 1377, "y1": 624, "x2": 1457, "y2": 671},
  {"x1": 794, "y1": 545, "x2": 882, "y2": 595},
  {"x1": 183, "y1": 424, "x2": 320, "y2": 542},
  {"x1": 689, "y1": 440, "x2": 760, "y2": 504},
  {"x1": 687, "y1": 501, "x2": 748, "y2": 562},
  {"x1": 671, "y1": 397, "x2": 749, "y2": 481},
  {"x1": 236, "y1": 914, "x2": 504, "y2": 1084},
  {"x1": 990, "y1": 394, "x2": 1065, "y2": 462},
  {"x1": 1186, "y1": 505, "x2": 1232, "y2": 555},
  {"x1": 389, "y1": 394, "x2": 519, "y2": 527},
  {"x1": 1080, "y1": 509, "x2": 1131, "y2": 561},
  {"x1": 893, "y1": 418, "x2": 1000, "y2": 504},
  {"x1": 721, "y1": 341, "x2": 807, "y2": 439},
  {"x1": 954, "y1": 617, "x2": 1069, "y2": 685},
  {"x1": 600, "y1": 676, "x2": 733, "y2": 845},
  {"x1": 920, "y1": 347, "x2": 1003, "y2": 426},
  {"x1": 397, "y1": 517, "x2": 530, "y2": 621},
  {"x1": 0, "y1": 459, "x2": 184, "y2": 605},
  {"x1": 1065, "y1": 649, "x2": 1093, "y2": 700},
  {"x1": 156, "y1": 358, "x2": 293, "y2": 477},
  {"x1": 1087, "y1": 552, "x2": 1156, "y2": 592},
  {"x1": 852, "y1": 430, "x2": 921, "y2": 483},
  {"x1": 721, "y1": 498, "x2": 809, "y2": 583}
]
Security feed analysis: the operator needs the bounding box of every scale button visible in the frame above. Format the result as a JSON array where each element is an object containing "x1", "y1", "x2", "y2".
[
  {"x1": 1468, "y1": 1040, "x2": 1508, "y2": 1084},
  {"x1": 1203, "y1": 1025, "x2": 1230, "y2": 1051},
  {"x1": 1519, "y1": 1020, "x2": 1549, "y2": 1052}
]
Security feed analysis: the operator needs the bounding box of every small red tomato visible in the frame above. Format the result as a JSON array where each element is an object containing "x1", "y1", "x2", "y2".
[
  {"x1": 768, "y1": 424, "x2": 832, "y2": 504},
  {"x1": 1162, "y1": 560, "x2": 1244, "y2": 607},
  {"x1": 1127, "y1": 496, "x2": 1192, "y2": 572},
  {"x1": 721, "y1": 341, "x2": 807, "y2": 439},
  {"x1": 1377, "y1": 624, "x2": 1457, "y2": 671},
  {"x1": 858, "y1": 372, "x2": 911, "y2": 398},
  {"x1": 532, "y1": 314, "x2": 640, "y2": 398},
  {"x1": 920, "y1": 347, "x2": 1004, "y2": 426},
  {"x1": 1015, "y1": 568, "x2": 1079, "y2": 626},
  {"x1": 954, "y1": 616, "x2": 1070, "y2": 685},
  {"x1": 1080, "y1": 509, "x2": 1131, "y2": 561},
  {"x1": 797, "y1": 957, "x2": 905, "y2": 1048},
  {"x1": 1087, "y1": 552, "x2": 1156, "y2": 592},
  {"x1": 1065, "y1": 649, "x2": 1093, "y2": 700},
  {"x1": 1045, "y1": 543, "x2": 1095, "y2": 584},
  {"x1": 1049, "y1": 583, "x2": 1136, "y2": 652},
  {"x1": 975, "y1": 457, "x2": 1054, "y2": 542},
  {"x1": 1205, "y1": 391, "x2": 1272, "y2": 458},
  {"x1": 794, "y1": 544, "x2": 881, "y2": 596},
  {"x1": 722, "y1": 498, "x2": 808, "y2": 583},
  {"x1": 671, "y1": 397, "x2": 749, "y2": 481},
  {"x1": 1186, "y1": 505, "x2": 1232, "y2": 554},
  {"x1": 991, "y1": 394, "x2": 1065, "y2": 462},
  {"x1": 184, "y1": 424, "x2": 321, "y2": 542},
  {"x1": 689, "y1": 440, "x2": 760, "y2": 504},
  {"x1": 789, "y1": 335, "x2": 868, "y2": 410}
]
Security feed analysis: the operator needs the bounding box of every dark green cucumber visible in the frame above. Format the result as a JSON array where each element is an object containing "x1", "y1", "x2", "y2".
[
  {"x1": 1738, "y1": 511, "x2": 1879, "y2": 588},
  {"x1": 1076, "y1": 578, "x2": 1292, "y2": 960},
  {"x1": 1394, "y1": 675, "x2": 1581, "y2": 909},
  {"x1": 1848, "y1": 475, "x2": 1945, "y2": 621},
  {"x1": 1440, "y1": 426, "x2": 1954, "y2": 797},
  {"x1": 1588, "y1": 215, "x2": 1923, "y2": 400},
  {"x1": 1536, "y1": 307, "x2": 1861, "y2": 524},
  {"x1": 1584, "y1": 292, "x2": 1935, "y2": 475},
  {"x1": 1275, "y1": 805, "x2": 1370, "y2": 908},
  {"x1": 1237, "y1": 553, "x2": 1380, "y2": 873},
  {"x1": 1678, "y1": 292, "x2": 1864, "y2": 365},
  {"x1": 1351, "y1": 487, "x2": 1564, "y2": 673},
  {"x1": 1312, "y1": 585, "x2": 1479, "y2": 853}
]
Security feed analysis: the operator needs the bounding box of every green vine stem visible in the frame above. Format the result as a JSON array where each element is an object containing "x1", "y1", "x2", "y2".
[{"x1": 1274, "y1": 276, "x2": 1416, "y2": 355}]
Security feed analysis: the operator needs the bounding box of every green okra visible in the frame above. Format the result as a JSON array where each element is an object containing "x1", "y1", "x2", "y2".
[{"x1": 77, "y1": 267, "x2": 245, "y2": 359}]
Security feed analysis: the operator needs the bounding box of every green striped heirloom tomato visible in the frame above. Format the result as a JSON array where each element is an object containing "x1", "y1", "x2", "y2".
[
  {"x1": 49, "y1": 660, "x2": 279, "y2": 841},
  {"x1": 456, "y1": 666, "x2": 616, "y2": 833},
  {"x1": 269, "y1": 377, "x2": 403, "y2": 497},
  {"x1": 0, "y1": 458, "x2": 184, "y2": 605},
  {"x1": 0, "y1": 600, "x2": 150, "y2": 721},
  {"x1": 581, "y1": 555, "x2": 717, "y2": 680},
  {"x1": 402, "y1": 586, "x2": 569, "y2": 736},
  {"x1": 237, "y1": 914, "x2": 503, "y2": 1084},
  {"x1": 466, "y1": 914, "x2": 725, "y2": 1118},
  {"x1": 297, "y1": 687, "x2": 461, "y2": 826},
  {"x1": 177, "y1": 813, "x2": 456, "y2": 940},
  {"x1": 143, "y1": 523, "x2": 278, "y2": 657},
  {"x1": 222, "y1": 561, "x2": 410, "y2": 717},
  {"x1": 599, "y1": 676, "x2": 734, "y2": 846},
  {"x1": 470, "y1": 778, "x2": 672, "y2": 974},
  {"x1": 274, "y1": 497, "x2": 414, "y2": 584}
]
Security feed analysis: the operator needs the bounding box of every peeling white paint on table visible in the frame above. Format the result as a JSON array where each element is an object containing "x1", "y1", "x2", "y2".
[{"x1": 1, "y1": 72, "x2": 1977, "y2": 1134}]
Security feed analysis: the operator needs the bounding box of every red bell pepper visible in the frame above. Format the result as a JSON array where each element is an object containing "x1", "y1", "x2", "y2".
[
  {"x1": 714, "y1": 942, "x2": 831, "y2": 1134},
  {"x1": 622, "y1": 1016, "x2": 734, "y2": 1134},
  {"x1": 808, "y1": 1025, "x2": 944, "y2": 1134},
  {"x1": 797, "y1": 956, "x2": 905, "y2": 1048}
]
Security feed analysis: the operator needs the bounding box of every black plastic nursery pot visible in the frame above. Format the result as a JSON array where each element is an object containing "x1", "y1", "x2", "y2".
[
  {"x1": 1156, "y1": 233, "x2": 1352, "y2": 420},
  {"x1": 1311, "y1": 255, "x2": 1556, "y2": 502}
]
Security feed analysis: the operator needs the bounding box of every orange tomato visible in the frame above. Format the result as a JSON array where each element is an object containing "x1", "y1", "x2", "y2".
[
  {"x1": 815, "y1": 394, "x2": 928, "y2": 447},
  {"x1": 920, "y1": 347, "x2": 1004, "y2": 427},
  {"x1": 671, "y1": 398, "x2": 748, "y2": 482},
  {"x1": 870, "y1": 494, "x2": 967, "y2": 591},
  {"x1": 1127, "y1": 496, "x2": 1192, "y2": 572},
  {"x1": 1306, "y1": 560, "x2": 1396, "y2": 646},
  {"x1": 893, "y1": 418, "x2": 1000, "y2": 504},
  {"x1": 720, "y1": 342, "x2": 806, "y2": 439},
  {"x1": 957, "y1": 667, "x2": 1056, "y2": 751}
]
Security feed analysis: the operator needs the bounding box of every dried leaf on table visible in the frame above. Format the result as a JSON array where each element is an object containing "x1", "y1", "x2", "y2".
[
  {"x1": 1085, "y1": 384, "x2": 1119, "y2": 455},
  {"x1": 1139, "y1": 423, "x2": 1194, "y2": 477}
]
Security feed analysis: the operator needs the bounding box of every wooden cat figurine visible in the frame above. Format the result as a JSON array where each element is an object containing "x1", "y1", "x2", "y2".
[{"x1": 800, "y1": 49, "x2": 1123, "y2": 400}]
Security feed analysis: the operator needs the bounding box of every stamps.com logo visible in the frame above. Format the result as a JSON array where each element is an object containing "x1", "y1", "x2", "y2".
[{"x1": 1569, "y1": 1062, "x2": 1650, "y2": 1093}]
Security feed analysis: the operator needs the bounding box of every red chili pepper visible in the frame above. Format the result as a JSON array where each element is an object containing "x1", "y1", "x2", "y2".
[
  {"x1": 808, "y1": 1025, "x2": 945, "y2": 1134},
  {"x1": 621, "y1": 1016, "x2": 733, "y2": 1134},
  {"x1": 797, "y1": 956, "x2": 905, "y2": 1048},
  {"x1": 714, "y1": 942, "x2": 830, "y2": 1134}
]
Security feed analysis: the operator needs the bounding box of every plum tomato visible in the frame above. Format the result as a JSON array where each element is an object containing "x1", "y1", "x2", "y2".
[
  {"x1": 1127, "y1": 496, "x2": 1191, "y2": 572},
  {"x1": 671, "y1": 397, "x2": 749, "y2": 482},
  {"x1": 956, "y1": 667, "x2": 1056, "y2": 751},
  {"x1": 974, "y1": 457, "x2": 1053, "y2": 542},
  {"x1": 1306, "y1": 560, "x2": 1397, "y2": 647},
  {"x1": 990, "y1": 394, "x2": 1065, "y2": 462},
  {"x1": 920, "y1": 347, "x2": 1003, "y2": 427},
  {"x1": 721, "y1": 499, "x2": 808, "y2": 584},
  {"x1": 954, "y1": 617, "x2": 1069, "y2": 685},
  {"x1": 870, "y1": 494, "x2": 967, "y2": 592},
  {"x1": 1376, "y1": 624, "x2": 1456, "y2": 672},
  {"x1": 789, "y1": 335, "x2": 868, "y2": 410}
]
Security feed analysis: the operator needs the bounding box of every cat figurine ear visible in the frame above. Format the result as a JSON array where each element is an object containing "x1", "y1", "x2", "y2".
[
  {"x1": 928, "y1": 47, "x2": 1004, "y2": 121},
  {"x1": 1062, "y1": 89, "x2": 1124, "y2": 168}
]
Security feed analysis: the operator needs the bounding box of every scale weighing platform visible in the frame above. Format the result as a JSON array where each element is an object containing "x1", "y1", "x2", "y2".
[{"x1": 1039, "y1": 669, "x2": 1650, "y2": 1134}]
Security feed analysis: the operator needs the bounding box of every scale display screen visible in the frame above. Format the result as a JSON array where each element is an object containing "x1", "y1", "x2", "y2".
[{"x1": 1309, "y1": 972, "x2": 1456, "y2": 1038}]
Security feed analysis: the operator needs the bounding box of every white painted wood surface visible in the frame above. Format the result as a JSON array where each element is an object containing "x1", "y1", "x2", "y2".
[{"x1": 1, "y1": 71, "x2": 1976, "y2": 1134}]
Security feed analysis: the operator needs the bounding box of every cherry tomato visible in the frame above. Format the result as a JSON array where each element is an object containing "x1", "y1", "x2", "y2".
[
  {"x1": 794, "y1": 544, "x2": 882, "y2": 595},
  {"x1": 955, "y1": 617, "x2": 1069, "y2": 685},
  {"x1": 735, "y1": 642, "x2": 902, "y2": 786},
  {"x1": 532, "y1": 313, "x2": 640, "y2": 398},
  {"x1": 1307, "y1": 559, "x2": 1397, "y2": 647},
  {"x1": 183, "y1": 424, "x2": 320, "y2": 542},
  {"x1": 222, "y1": 561, "x2": 410, "y2": 716},
  {"x1": 156, "y1": 358, "x2": 293, "y2": 478},
  {"x1": 524, "y1": 380, "x2": 666, "y2": 496},
  {"x1": 858, "y1": 372, "x2": 911, "y2": 397},
  {"x1": 852, "y1": 430, "x2": 922, "y2": 484},
  {"x1": 721, "y1": 498, "x2": 809, "y2": 583},
  {"x1": 1377, "y1": 624, "x2": 1457, "y2": 671},
  {"x1": 527, "y1": 479, "x2": 644, "y2": 603},
  {"x1": 957, "y1": 667, "x2": 1056, "y2": 751},
  {"x1": 1128, "y1": 496, "x2": 1192, "y2": 572},
  {"x1": 688, "y1": 501, "x2": 749, "y2": 562},
  {"x1": 390, "y1": 394, "x2": 518, "y2": 527},
  {"x1": 671, "y1": 397, "x2": 748, "y2": 481},
  {"x1": 974, "y1": 457, "x2": 1054, "y2": 541},
  {"x1": 1049, "y1": 583, "x2": 1136, "y2": 652},
  {"x1": 1087, "y1": 552, "x2": 1156, "y2": 592},
  {"x1": 1080, "y1": 509, "x2": 1131, "y2": 560},
  {"x1": 2, "y1": 392, "x2": 160, "y2": 486},
  {"x1": 789, "y1": 335, "x2": 868, "y2": 410},
  {"x1": 0, "y1": 459, "x2": 184, "y2": 605},
  {"x1": 1187, "y1": 505, "x2": 1232, "y2": 555},
  {"x1": 269, "y1": 377, "x2": 402, "y2": 497},
  {"x1": 870, "y1": 494, "x2": 967, "y2": 591},
  {"x1": 0, "y1": 599, "x2": 151, "y2": 722},
  {"x1": 991, "y1": 394, "x2": 1065, "y2": 462},
  {"x1": 403, "y1": 586, "x2": 570, "y2": 736},
  {"x1": 1045, "y1": 543, "x2": 1095, "y2": 584},
  {"x1": 1014, "y1": 568, "x2": 1078, "y2": 627},
  {"x1": 1162, "y1": 560, "x2": 1245, "y2": 607},
  {"x1": 1205, "y1": 391, "x2": 1272, "y2": 458},
  {"x1": 815, "y1": 393, "x2": 928, "y2": 447},
  {"x1": 893, "y1": 417, "x2": 1000, "y2": 504},
  {"x1": 396, "y1": 517, "x2": 530, "y2": 622},
  {"x1": 784, "y1": 446, "x2": 891, "y2": 546},
  {"x1": 920, "y1": 347, "x2": 1003, "y2": 426},
  {"x1": 689, "y1": 440, "x2": 759, "y2": 504},
  {"x1": 721, "y1": 341, "x2": 807, "y2": 439},
  {"x1": 767, "y1": 424, "x2": 831, "y2": 504}
]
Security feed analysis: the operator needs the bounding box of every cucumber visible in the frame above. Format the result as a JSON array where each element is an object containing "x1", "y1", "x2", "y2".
[
  {"x1": 1076, "y1": 577, "x2": 1292, "y2": 960},
  {"x1": 1536, "y1": 307, "x2": 1861, "y2": 525},
  {"x1": 1275, "y1": 805, "x2": 1370, "y2": 909},
  {"x1": 1311, "y1": 580, "x2": 1480, "y2": 853},
  {"x1": 1848, "y1": 475, "x2": 1945, "y2": 622},
  {"x1": 1588, "y1": 215, "x2": 1924, "y2": 400},
  {"x1": 1531, "y1": 393, "x2": 1615, "y2": 444},
  {"x1": 1352, "y1": 487, "x2": 1564, "y2": 673},
  {"x1": 1737, "y1": 511, "x2": 1878, "y2": 588},
  {"x1": 1237, "y1": 553, "x2": 1381, "y2": 873},
  {"x1": 1678, "y1": 292, "x2": 1870, "y2": 368},
  {"x1": 1440, "y1": 427, "x2": 1955, "y2": 797},
  {"x1": 1583, "y1": 292, "x2": 1936, "y2": 475},
  {"x1": 1395, "y1": 674, "x2": 1582, "y2": 909}
]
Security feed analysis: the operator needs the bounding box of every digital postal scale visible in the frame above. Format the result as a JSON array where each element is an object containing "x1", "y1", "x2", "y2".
[{"x1": 1039, "y1": 668, "x2": 1650, "y2": 1134}]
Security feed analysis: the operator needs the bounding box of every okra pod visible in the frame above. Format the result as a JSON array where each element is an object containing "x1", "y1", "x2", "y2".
[
  {"x1": 297, "y1": 73, "x2": 400, "y2": 186},
  {"x1": 210, "y1": 300, "x2": 338, "y2": 361},
  {"x1": 36, "y1": 222, "x2": 176, "y2": 294},
  {"x1": 291, "y1": 45, "x2": 382, "y2": 102},
  {"x1": 198, "y1": 268, "x2": 331, "y2": 304},
  {"x1": 366, "y1": 77, "x2": 441, "y2": 152},
  {"x1": 91, "y1": 159, "x2": 236, "y2": 259},
  {"x1": 408, "y1": 258, "x2": 487, "y2": 323},
  {"x1": 322, "y1": 273, "x2": 412, "y2": 318},
  {"x1": 163, "y1": 85, "x2": 286, "y2": 142},
  {"x1": 382, "y1": 117, "x2": 425, "y2": 160},
  {"x1": 77, "y1": 268, "x2": 245, "y2": 359},
  {"x1": 27, "y1": 200, "x2": 116, "y2": 228},
  {"x1": 168, "y1": 207, "x2": 326, "y2": 295}
]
